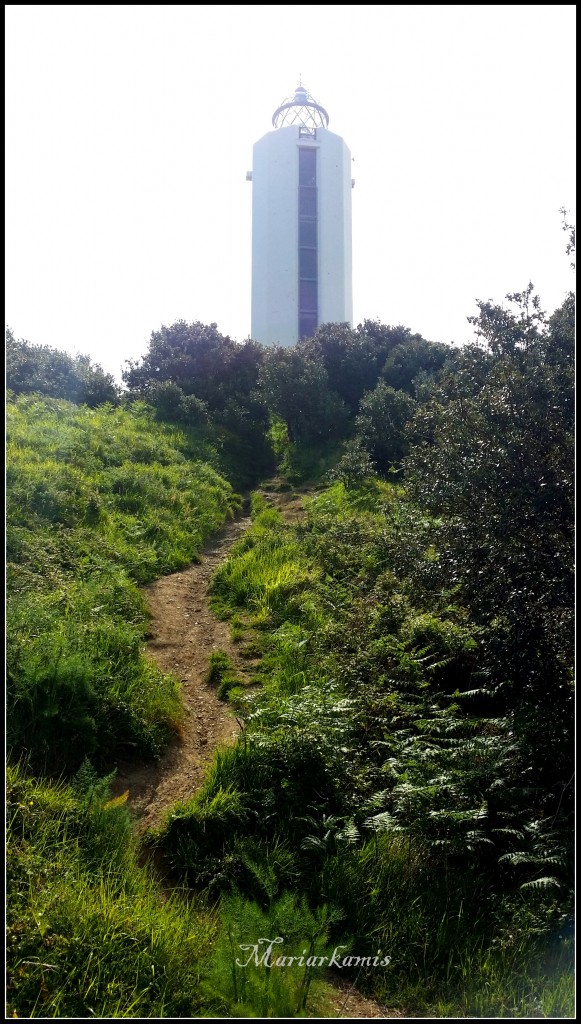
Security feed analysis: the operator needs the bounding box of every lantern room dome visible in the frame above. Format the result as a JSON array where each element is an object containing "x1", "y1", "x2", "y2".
[{"x1": 272, "y1": 84, "x2": 329, "y2": 130}]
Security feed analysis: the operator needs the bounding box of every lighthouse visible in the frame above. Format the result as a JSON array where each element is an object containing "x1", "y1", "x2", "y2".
[{"x1": 248, "y1": 84, "x2": 353, "y2": 347}]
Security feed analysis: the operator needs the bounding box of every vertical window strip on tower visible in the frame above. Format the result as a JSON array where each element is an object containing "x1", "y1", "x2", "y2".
[{"x1": 298, "y1": 146, "x2": 318, "y2": 340}]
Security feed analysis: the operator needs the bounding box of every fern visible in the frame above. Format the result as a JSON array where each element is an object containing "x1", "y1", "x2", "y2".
[
  {"x1": 71, "y1": 756, "x2": 116, "y2": 806},
  {"x1": 520, "y1": 877, "x2": 561, "y2": 890}
]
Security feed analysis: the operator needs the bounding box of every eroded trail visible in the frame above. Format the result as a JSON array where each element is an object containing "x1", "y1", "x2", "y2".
[
  {"x1": 112, "y1": 484, "x2": 406, "y2": 1017},
  {"x1": 111, "y1": 510, "x2": 253, "y2": 831}
]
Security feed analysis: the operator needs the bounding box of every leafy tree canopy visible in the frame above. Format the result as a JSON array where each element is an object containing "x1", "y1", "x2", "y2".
[
  {"x1": 258, "y1": 347, "x2": 349, "y2": 446},
  {"x1": 122, "y1": 321, "x2": 275, "y2": 486},
  {"x1": 122, "y1": 320, "x2": 264, "y2": 412},
  {"x1": 6, "y1": 329, "x2": 118, "y2": 407},
  {"x1": 382, "y1": 336, "x2": 453, "y2": 394},
  {"x1": 300, "y1": 320, "x2": 446, "y2": 413},
  {"x1": 355, "y1": 381, "x2": 416, "y2": 470}
]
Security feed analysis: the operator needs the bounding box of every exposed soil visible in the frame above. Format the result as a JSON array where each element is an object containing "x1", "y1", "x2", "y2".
[
  {"x1": 111, "y1": 481, "x2": 405, "y2": 1017},
  {"x1": 110, "y1": 509, "x2": 252, "y2": 831},
  {"x1": 325, "y1": 975, "x2": 408, "y2": 1019},
  {"x1": 111, "y1": 482, "x2": 305, "y2": 831}
]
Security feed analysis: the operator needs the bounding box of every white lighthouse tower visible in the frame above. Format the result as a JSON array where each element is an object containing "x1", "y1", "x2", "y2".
[{"x1": 248, "y1": 84, "x2": 353, "y2": 347}]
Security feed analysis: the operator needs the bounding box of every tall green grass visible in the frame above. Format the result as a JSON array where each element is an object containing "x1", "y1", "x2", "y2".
[
  {"x1": 6, "y1": 394, "x2": 240, "y2": 768},
  {"x1": 7, "y1": 763, "x2": 337, "y2": 1018},
  {"x1": 6, "y1": 762, "x2": 217, "y2": 1018},
  {"x1": 211, "y1": 505, "x2": 320, "y2": 626}
]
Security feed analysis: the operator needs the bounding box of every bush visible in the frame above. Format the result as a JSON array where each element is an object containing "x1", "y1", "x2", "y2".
[{"x1": 6, "y1": 328, "x2": 119, "y2": 406}]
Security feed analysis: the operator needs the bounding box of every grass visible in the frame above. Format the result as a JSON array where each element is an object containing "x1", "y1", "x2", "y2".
[
  {"x1": 6, "y1": 762, "x2": 217, "y2": 1018},
  {"x1": 210, "y1": 502, "x2": 320, "y2": 628},
  {"x1": 156, "y1": 476, "x2": 575, "y2": 1018},
  {"x1": 206, "y1": 650, "x2": 247, "y2": 701},
  {"x1": 7, "y1": 761, "x2": 341, "y2": 1019},
  {"x1": 6, "y1": 394, "x2": 240, "y2": 769}
]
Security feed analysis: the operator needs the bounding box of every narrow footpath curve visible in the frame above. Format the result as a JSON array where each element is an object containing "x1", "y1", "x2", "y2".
[
  {"x1": 111, "y1": 483, "x2": 407, "y2": 1018},
  {"x1": 112, "y1": 482, "x2": 303, "y2": 832},
  {"x1": 110, "y1": 508, "x2": 252, "y2": 832}
]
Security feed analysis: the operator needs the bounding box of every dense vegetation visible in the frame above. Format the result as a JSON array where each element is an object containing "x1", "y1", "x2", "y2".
[
  {"x1": 6, "y1": 397, "x2": 239, "y2": 770},
  {"x1": 160, "y1": 479, "x2": 573, "y2": 1014},
  {"x1": 122, "y1": 321, "x2": 276, "y2": 488},
  {"x1": 6, "y1": 264, "x2": 574, "y2": 1016},
  {"x1": 6, "y1": 329, "x2": 120, "y2": 407}
]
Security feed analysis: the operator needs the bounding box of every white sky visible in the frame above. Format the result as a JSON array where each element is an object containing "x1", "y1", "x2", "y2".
[{"x1": 5, "y1": 4, "x2": 576, "y2": 382}]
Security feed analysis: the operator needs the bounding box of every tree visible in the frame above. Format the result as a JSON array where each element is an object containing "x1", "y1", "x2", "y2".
[
  {"x1": 354, "y1": 381, "x2": 416, "y2": 471},
  {"x1": 403, "y1": 286, "x2": 574, "y2": 797},
  {"x1": 123, "y1": 321, "x2": 274, "y2": 484},
  {"x1": 258, "y1": 347, "x2": 349, "y2": 446},
  {"x1": 301, "y1": 320, "x2": 442, "y2": 414},
  {"x1": 382, "y1": 336, "x2": 453, "y2": 394},
  {"x1": 123, "y1": 321, "x2": 240, "y2": 405},
  {"x1": 300, "y1": 323, "x2": 386, "y2": 414},
  {"x1": 6, "y1": 329, "x2": 118, "y2": 407},
  {"x1": 145, "y1": 380, "x2": 209, "y2": 426},
  {"x1": 559, "y1": 206, "x2": 575, "y2": 270}
]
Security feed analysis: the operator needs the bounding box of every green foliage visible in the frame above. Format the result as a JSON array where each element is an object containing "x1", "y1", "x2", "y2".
[
  {"x1": 300, "y1": 322, "x2": 388, "y2": 414},
  {"x1": 353, "y1": 381, "x2": 416, "y2": 471},
  {"x1": 6, "y1": 328, "x2": 119, "y2": 406},
  {"x1": 145, "y1": 379, "x2": 209, "y2": 426},
  {"x1": 203, "y1": 893, "x2": 337, "y2": 1017},
  {"x1": 382, "y1": 335, "x2": 452, "y2": 394},
  {"x1": 257, "y1": 322, "x2": 447, "y2": 479},
  {"x1": 559, "y1": 207, "x2": 575, "y2": 270},
  {"x1": 258, "y1": 347, "x2": 349, "y2": 447},
  {"x1": 6, "y1": 395, "x2": 238, "y2": 768},
  {"x1": 164, "y1": 458, "x2": 573, "y2": 1014},
  {"x1": 301, "y1": 320, "x2": 444, "y2": 412},
  {"x1": 211, "y1": 508, "x2": 319, "y2": 625},
  {"x1": 158, "y1": 720, "x2": 350, "y2": 896},
  {"x1": 404, "y1": 287, "x2": 574, "y2": 808},
  {"x1": 8, "y1": 764, "x2": 344, "y2": 1019},
  {"x1": 206, "y1": 650, "x2": 245, "y2": 700},
  {"x1": 265, "y1": 417, "x2": 340, "y2": 485},
  {"x1": 122, "y1": 321, "x2": 275, "y2": 487},
  {"x1": 123, "y1": 321, "x2": 244, "y2": 401},
  {"x1": 317, "y1": 836, "x2": 573, "y2": 1016},
  {"x1": 327, "y1": 438, "x2": 376, "y2": 489},
  {"x1": 6, "y1": 762, "x2": 220, "y2": 1019}
]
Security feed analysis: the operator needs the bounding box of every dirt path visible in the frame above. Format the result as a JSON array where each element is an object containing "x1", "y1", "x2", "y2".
[
  {"x1": 111, "y1": 482, "x2": 306, "y2": 831},
  {"x1": 112, "y1": 482, "x2": 405, "y2": 1017},
  {"x1": 110, "y1": 509, "x2": 253, "y2": 831},
  {"x1": 325, "y1": 976, "x2": 408, "y2": 1018}
]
